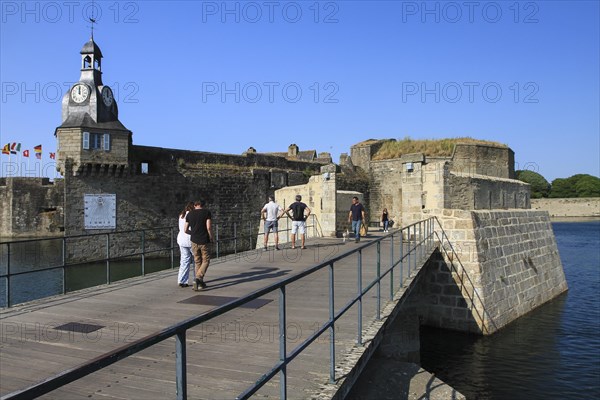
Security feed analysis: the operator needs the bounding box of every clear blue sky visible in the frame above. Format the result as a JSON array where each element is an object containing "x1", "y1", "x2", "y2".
[{"x1": 1, "y1": 0, "x2": 599, "y2": 181}]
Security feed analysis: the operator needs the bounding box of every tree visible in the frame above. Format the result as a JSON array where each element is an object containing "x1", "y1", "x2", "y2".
[
  {"x1": 549, "y1": 178, "x2": 576, "y2": 198},
  {"x1": 549, "y1": 174, "x2": 600, "y2": 198},
  {"x1": 515, "y1": 170, "x2": 550, "y2": 198},
  {"x1": 573, "y1": 174, "x2": 600, "y2": 197}
]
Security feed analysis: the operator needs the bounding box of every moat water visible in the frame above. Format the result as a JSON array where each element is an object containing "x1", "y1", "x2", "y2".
[
  {"x1": 2, "y1": 222, "x2": 599, "y2": 399},
  {"x1": 406, "y1": 221, "x2": 599, "y2": 400}
]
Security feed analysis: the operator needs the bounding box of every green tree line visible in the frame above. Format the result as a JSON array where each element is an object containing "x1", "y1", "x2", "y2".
[{"x1": 515, "y1": 171, "x2": 600, "y2": 198}]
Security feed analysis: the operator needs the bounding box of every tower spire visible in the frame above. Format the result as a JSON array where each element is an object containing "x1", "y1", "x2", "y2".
[{"x1": 89, "y1": 0, "x2": 97, "y2": 39}]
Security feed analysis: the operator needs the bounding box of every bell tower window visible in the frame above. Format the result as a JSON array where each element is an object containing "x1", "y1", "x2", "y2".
[
  {"x1": 83, "y1": 55, "x2": 92, "y2": 69},
  {"x1": 83, "y1": 132, "x2": 110, "y2": 151}
]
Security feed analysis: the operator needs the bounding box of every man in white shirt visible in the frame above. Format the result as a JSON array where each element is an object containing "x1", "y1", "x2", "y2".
[{"x1": 261, "y1": 195, "x2": 283, "y2": 250}]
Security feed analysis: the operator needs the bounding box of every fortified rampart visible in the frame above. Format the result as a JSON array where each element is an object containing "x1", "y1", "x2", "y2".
[
  {"x1": 345, "y1": 139, "x2": 567, "y2": 335},
  {"x1": 55, "y1": 144, "x2": 324, "y2": 260},
  {"x1": 415, "y1": 209, "x2": 568, "y2": 334},
  {"x1": 0, "y1": 178, "x2": 64, "y2": 237},
  {"x1": 359, "y1": 143, "x2": 529, "y2": 228},
  {"x1": 531, "y1": 197, "x2": 600, "y2": 219}
]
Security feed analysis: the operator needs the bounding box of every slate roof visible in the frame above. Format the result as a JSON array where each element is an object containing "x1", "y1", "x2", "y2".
[
  {"x1": 80, "y1": 39, "x2": 103, "y2": 57},
  {"x1": 55, "y1": 113, "x2": 130, "y2": 134}
]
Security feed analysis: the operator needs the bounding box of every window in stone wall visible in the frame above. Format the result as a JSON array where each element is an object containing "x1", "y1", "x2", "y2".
[
  {"x1": 141, "y1": 162, "x2": 149, "y2": 174},
  {"x1": 83, "y1": 132, "x2": 110, "y2": 151}
]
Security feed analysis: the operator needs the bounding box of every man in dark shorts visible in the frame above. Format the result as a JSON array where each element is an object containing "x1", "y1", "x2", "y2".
[
  {"x1": 348, "y1": 196, "x2": 366, "y2": 243},
  {"x1": 184, "y1": 199, "x2": 213, "y2": 291},
  {"x1": 283, "y1": 194, "x2": 311, "y2": 249}
]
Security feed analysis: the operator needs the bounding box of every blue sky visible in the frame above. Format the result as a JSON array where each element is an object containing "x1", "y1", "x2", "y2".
[{"x1": 1, "y1": 0, "x2": 599, "y2": 181}]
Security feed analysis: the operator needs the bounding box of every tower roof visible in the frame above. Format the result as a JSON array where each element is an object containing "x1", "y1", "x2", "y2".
[{"x1": 80, "y1": 38, "x2": 103, "y2": 58}]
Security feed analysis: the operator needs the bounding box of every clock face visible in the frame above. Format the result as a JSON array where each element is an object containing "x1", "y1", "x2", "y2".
[
  {"x1": 71, "y1": 83, "x2": 89, "y2": 103},
  {"x1": 101, "y1": 86, "x2": 114, "y2": 106}
]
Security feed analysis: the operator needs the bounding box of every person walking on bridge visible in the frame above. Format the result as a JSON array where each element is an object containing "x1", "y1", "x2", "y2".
[
  {"x1": 185, "y1": 199, "x2": 213, "y2": 291},
  {"x1": 283, "y1": 195, "x2": 311, "y2": 249},
  {"x1": 348, "y1": 196, "x2": 366, "y2": 243},
  {"x1": 177, "y1": 202, "x2": 195, "y2": 287}
]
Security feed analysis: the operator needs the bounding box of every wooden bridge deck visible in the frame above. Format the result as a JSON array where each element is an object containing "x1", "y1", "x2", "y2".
[{"x1": 1, "y1": 232, "x2": 423, "y2": 399}]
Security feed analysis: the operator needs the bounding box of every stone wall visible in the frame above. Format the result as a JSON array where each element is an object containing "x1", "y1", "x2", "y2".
[
  {"x1": 256, "y1": 172, "x2": 337, "y2": 247},
  {"x1": 368, "y1": 159, "x2": 403, "y2": 226},
  {"x1": 447, "y1": 173, "x2": 530, "y2": 210},
  {"x1": 0, "y1": 178, "x2": 64, "y2": 237},
  {"x1": 449, "y1": 143, "x2": 514, "y2": 179},
  {"x1": 0, "y1": 178, "x2": 10, "y2": 236},
  {"x1": 56, "y1": 127, "x2": 130, "y2": 174},
  {"x1": 531, "y1": 197, "x2": 600, "y2": 219},
  {"x1": 56, "y1": 144, "x2": 321, "y2": 260},
  {"x1": 336, "y1": 190, "x2": 363, "y2": 235},
  {"x1": 416, "y1": 209, "x2": 567, "y2": 334}
]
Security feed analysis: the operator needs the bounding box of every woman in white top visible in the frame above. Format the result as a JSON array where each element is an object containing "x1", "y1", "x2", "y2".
[{"x1": 177, "y1": 202, "x2": 195, "y2": 287}]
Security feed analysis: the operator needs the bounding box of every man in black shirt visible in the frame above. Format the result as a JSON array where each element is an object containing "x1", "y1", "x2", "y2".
[
  {"x1": 283, "y1": 194, "x2": 311, "y2": 249},
  {"x1": 348, "y1": 196, "x2": 366, "y2": 243},
  {"x1": 185, "y1": 200, "x2": 213, "y2": 290}
]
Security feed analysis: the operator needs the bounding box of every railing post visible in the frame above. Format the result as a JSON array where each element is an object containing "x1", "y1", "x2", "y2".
[
  {"x1": 407, "y1": 226, "x2": 411, "y2": 275},
  {"x1": 176, "y1": 331, "x2": 187, "y2": 400},
  {"x1": 234, "y1": 223, "x2": 237, "y2": 255},
  {"x1": 216, "y1": 224, "x2": 220, "y2": 259},
  {"x1": 141, "y1": 230, "x2": 146, "y2": 276},
  {"x1": 413, "y1": 225, "x2": 417, "y2": 273},
  {"x1": 62, "y1": 238, "x2": 66, "y2": 295},
  {"x1": 106, "y1": 233, "x2": 111, "y2": 284},
  {"x1": 170, "y1": 228, "x2": 175, "y2": 269},
  {"x1": 399, "y1": 228, "x2": 404, "y2": 288},
  {"x1": 328, "y1": 261, "x2": 335, "y2": 383},
  {"x1": 419, "y1": 221, "x2": 423, "y2": 262},
  {"x1": 389, "y1": 233, "x2": 394, "y2": 301},
  {"x1": 357, "y1": 250, "x2": 363, "y2": 345},
  {"x1": 376, "y1": 241, "x2": 381, "y2": 320},
  {"x1": 279, "y1": 286, "x2": 287, "y2": 400},
  {"x1": 6, "y1": 243, "x2": 11, "y2": 307},
  {"x1": 249, "y1": 221, "x2": 252, "y2": 249}
]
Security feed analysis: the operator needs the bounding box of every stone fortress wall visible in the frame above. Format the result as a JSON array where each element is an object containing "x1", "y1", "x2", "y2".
[
  {"x1": 531, "y1": 197, "x2": 600, "y2": 219},
  {"x1": 415, "y1": 209, "x2": 568, "y2": 334},
  {"x1": 1, "y1": 138, "x2": 573, "y2": 336},
  {"x1": 0, "y1": 178, "x2": 64, "y2": 237},
  {"x1": 350, "y1": 140, "x2": 567, "y2": 335},
  {"x1": 56, "y1": 144, "x2": 324, "y2": 261}
]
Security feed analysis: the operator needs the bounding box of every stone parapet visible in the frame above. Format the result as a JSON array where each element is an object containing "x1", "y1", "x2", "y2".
[{"x1": 419, "y1": 209, "x2": 567, "y2": 334}]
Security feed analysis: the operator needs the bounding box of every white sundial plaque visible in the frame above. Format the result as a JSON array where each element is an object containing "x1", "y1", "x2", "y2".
[{"x1": 84, "y1": 194, "x2": 116, "y2": 229}]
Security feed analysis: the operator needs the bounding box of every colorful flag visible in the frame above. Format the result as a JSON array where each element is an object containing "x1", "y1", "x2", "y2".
[
  {"x1": 23, "y1": 149, "x2": 30, "y2": 157},
  {"x1": 10, "y1": 142, "x2": 21, "y2": 154},
  {"x1": 2, "y1": 143, "x2": 9, "y2": 155},
  {"x1": 34, "y1": 144, "x2": 42, "y2": 160},
  {"x1": 49, "y1": 152, "x2": 56, "y2": 160}
]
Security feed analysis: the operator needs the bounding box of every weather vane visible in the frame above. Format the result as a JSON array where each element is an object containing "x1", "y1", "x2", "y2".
[{"x1": 89, "y1": 0, "x2": 97, "y2": 39}]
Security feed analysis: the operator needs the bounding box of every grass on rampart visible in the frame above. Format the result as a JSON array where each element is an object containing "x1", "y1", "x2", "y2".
[{"x1": 372, "y1": 137, "x2": 507, "y2": 160}]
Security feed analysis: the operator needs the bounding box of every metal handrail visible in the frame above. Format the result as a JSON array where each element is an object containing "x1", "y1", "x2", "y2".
[
  {"x1": 431, "y1": 216, "x2": 498, "y2": 334},
  {"x1": 0, "y1": 218, "x2": 317, "y2": 307},
  {"x1": 2, "y1": 217, "x2": 437, "y2": 400}
]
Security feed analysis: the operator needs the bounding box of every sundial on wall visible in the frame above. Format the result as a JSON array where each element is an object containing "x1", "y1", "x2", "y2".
[{"x1": 84, "y1": 194, "x2": 116, "y2": 229}]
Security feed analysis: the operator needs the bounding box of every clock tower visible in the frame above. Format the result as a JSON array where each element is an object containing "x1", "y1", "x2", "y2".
[{"x1": 55, "y1": 37, "x2": 132, "y2": 175}]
